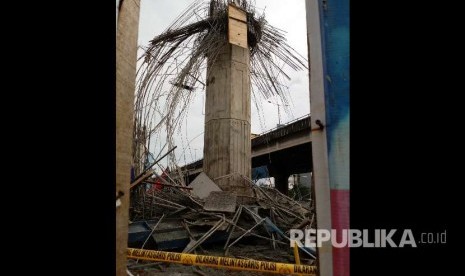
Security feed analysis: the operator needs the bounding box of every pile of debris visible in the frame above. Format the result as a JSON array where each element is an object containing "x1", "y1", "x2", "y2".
[{"x1": 128, "y1": 169, "x2": 316, "y2": 274}]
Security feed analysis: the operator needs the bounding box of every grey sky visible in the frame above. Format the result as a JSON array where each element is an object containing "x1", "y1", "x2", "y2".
[{"x1": 137, "y1": 0, "x2": 309, "y2": 166}]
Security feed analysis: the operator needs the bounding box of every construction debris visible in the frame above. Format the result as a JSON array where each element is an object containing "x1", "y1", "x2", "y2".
[
  {"x1": 189, "y1": 172, "x2": 222, "y2": 199},
  {"x1": 128, "y1": 221, "x2": 152, "y2": 248},
  {"x1": 128, "y1": 169, "x2": 316, "y2": 275},
  {"x1": 203, "y1": 191, "x2": 237, "y2": 213},
  {"x1": 126, "y1": 1, "x2": 314, "y2": 274}
]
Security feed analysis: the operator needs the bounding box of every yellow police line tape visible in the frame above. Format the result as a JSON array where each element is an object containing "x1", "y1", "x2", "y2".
[{"x1": 127, "y1": 248, "x2": 317, "y2": 275}]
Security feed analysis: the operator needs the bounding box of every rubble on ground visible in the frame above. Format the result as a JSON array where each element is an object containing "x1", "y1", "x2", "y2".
[{"x1": 128, "y1": 171, "x2": 316, "y2": 274}]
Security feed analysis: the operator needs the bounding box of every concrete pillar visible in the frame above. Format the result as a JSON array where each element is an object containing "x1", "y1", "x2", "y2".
[
  {"x1": 116, "y1": 0, "x2": 140, "y2": 275},
  {"x1": 274, "y1": 173, "x2": 290, "y2": 195},
  {"x1": 306, "y1": 0, "x2": 350, "y2": 275},
  {"x1": 203, "y1": 42, "x2": 253, "y2": 198}
]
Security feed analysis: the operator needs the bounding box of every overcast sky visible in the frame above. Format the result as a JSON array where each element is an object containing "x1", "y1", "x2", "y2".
[{"x1": 137, "y1": 0, "x2": 310, "y2": 166}]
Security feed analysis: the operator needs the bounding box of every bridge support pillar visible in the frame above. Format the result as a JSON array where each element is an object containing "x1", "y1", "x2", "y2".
[
  {"x1": 203, "y1": 40, "x2": 253, "y2": 199},
  {"x1": 274, "y1": 172, "x2": 290, "y2": 195}
]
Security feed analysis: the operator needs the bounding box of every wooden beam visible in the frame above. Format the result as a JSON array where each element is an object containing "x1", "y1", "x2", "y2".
[
  {"x1": 228, "y1": 4, "x2": 247, "y2": 48},
  {"x1": 130, "y1": 170, "x2": 155, "y2": 190},
  {"x1": 116, "y1": 0, "x2": 140, "y2": 275},
  {"x1": 228, "y1": 4, "x2": 247, "y2": 22}
]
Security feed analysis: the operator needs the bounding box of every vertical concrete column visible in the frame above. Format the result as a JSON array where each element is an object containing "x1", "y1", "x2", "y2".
[
  {"x1": 306, "y1": 0, "x2": 333, "y2": 275},
  {"x1": 116, "y1": 0, "x2": 140, "y2": 275},
  {"x1": 203, "y1": 42, "x2": 253, "y2": 198},
  {"x1": 274, "y1": 173, "x2": 290, "y2": 195},
  {"x1": 306, "y1": 0, "x2": 350, "y2": 275}
]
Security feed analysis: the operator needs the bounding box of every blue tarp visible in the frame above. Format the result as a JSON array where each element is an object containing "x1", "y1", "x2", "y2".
[{"x1": 252, "y1": 165, "x2": 269, "y2": 180}]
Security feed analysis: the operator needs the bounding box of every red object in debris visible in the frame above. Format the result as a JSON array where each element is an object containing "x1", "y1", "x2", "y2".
[
  {"x1": 153, "y1": 172, "x2": 165, "y2": 190},
  {"x1": 148, "y1": 170, "x2": 168, "y2": 192}
]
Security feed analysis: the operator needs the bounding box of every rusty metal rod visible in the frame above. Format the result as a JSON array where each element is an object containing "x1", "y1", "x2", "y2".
[
  {"x1": 185, "y1": 216, "x2": 226, "y2": 253},
  {"x1": 133, "y1": 146, "x2": 177, "y2": 182},
  {"x1": 226, "y1": 218, "x2": 266, "y2": 254},
  {"x1": 224, "y1": 205, "x2": 243, "y2": 249}
]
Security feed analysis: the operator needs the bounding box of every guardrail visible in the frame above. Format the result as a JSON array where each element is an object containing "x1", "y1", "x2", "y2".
[
  {"x1": 254, "y1": 113, "x2": 311, "y2": 138},
  {"x1": 251, "y1": 114, "x2": 311, "y2": 147}
]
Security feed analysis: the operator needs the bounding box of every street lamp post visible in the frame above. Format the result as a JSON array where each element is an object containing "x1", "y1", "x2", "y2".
[{"x1": 267, "y1": 100, "x2": 288, "y2": 125}]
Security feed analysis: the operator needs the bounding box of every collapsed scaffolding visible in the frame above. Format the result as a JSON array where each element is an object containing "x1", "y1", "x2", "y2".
[
  {"x1": 128, "y1": 171, "x2": 316, "y2": 273},
  {"x1": 129, "y1": 0, "x2": 313, "y2": 273},
  {"x1": 132, "y1": 0, "x2": 307, "y2": 177}
]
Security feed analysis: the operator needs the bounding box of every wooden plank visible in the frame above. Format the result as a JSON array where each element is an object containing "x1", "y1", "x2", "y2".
[
  {"x1": 228, "y1": 4, "x2": 247, "y2": 22},
  {"x1": 116, "y1": 0, "x2": 140, "y2": 275},
  {"x1": 130, "y1": 170, "x2": 154, "y2": 190},
  {"x1": 228, "y1": 17, "x2": 247, "y2": 48}
]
